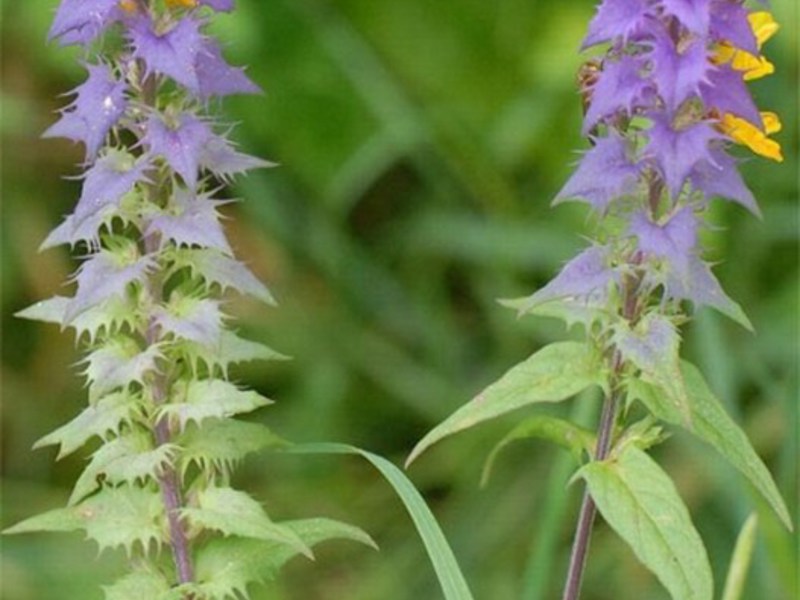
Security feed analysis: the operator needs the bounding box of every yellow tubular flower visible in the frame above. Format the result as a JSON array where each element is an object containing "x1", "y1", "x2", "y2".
[
  {"x1": 166, "y1": 0, "x2": 198, "y2": 7},
  {"x1": 720, "y1": 113, "x2": 783, "y2": 162}
]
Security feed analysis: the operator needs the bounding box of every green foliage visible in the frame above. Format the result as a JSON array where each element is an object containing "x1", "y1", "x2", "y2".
[
  {"x1": 103, "y1": 570, "x2": 173, "y2": 600},
  {"x1": 629, "y1": 360, "x2": 792, "y2": 529},
  {"x1": 721, "y1": 514, "x2": 759, "y2": 600},
  {"x1": 578, "y1": 445, "x2": 713, "y2": 600},
  {"x1": 184, "y1": 518, "x2": 376, "y2": 600},
  {"x1": 5, "y1": 485, "x2": 165, "y2": 556},
  {"x1": 407, "y1": 341, "x2": 606, "y2": 465},
  {"x1": 158, "y1": 379, "x2": 272, "y2": 431},
  {"x1": 182, "y1": 486, "x2": 312, "y2": 557},
  {"x1": 481, "y1": 415, "x2": 595, "y2": 486}
]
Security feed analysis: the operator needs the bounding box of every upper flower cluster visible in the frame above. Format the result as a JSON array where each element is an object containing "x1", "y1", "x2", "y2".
[{"x1": 536, "y1": 0, "x2": 781, "y2": 331}]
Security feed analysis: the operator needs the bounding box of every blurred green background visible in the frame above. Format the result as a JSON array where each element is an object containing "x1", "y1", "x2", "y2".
[{"x1": 1, "y1": 1, "x2": 797, "y2": 599}]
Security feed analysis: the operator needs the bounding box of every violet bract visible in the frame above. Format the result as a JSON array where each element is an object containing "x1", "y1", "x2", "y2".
[{"x1": 5, "y1": 1, "x2": 373, "y2": 598}]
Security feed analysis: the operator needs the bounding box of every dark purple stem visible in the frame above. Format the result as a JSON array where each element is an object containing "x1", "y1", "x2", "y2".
[
  {"x1": 561, "y1": 380, "x2": 621, "y2": 600},
  {"x1": 145, "y1": 230, "x2": 195, "y2": 587}
]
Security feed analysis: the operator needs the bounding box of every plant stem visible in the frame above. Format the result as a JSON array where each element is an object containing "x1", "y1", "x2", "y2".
[{"x1": 561, "y1": 383, "x2": 621, "y2": 600}]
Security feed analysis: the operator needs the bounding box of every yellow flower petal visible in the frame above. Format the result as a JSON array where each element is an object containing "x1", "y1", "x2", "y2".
[
  {"x1": 720, "y1": 114, "x2": 783, "y2": 162},
  {"x1": 166, "y1": 0, "x2": 198, "y2": 7},
  {"x1": 748, "y1": 12, "x2": 779, "y2": 49},
  {"x1": 761, "y1": 112, "x2": 782, "y2": 135}
]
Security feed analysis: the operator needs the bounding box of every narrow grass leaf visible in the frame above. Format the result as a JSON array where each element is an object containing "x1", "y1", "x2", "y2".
[{"x1": 721, "y1": 513, "x2": 759, "y2": 600}]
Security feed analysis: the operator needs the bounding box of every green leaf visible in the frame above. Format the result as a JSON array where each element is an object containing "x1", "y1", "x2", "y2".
[
  {"x1": 4, "y1": 485, "x2": 165, "y2": 555},
  {"x1": 82, "y1": 338, "x2": 162, "y2": 401},
  {"x1": 481, "y1": 415, "x2": 595, "y2": 486},
  {"x1": 103, "y1": 570, "x2": 172, "y2": 600},
  {"x1": 289, "y1": 443, "x2": 474, "y2": 600},
  {"x1": 629, "y1": 360, "x2": 792, "y2": 530},
  {"x1": 579, "y1": 445, "x2": 713, "y2": 600},
  {"x1": 158, "y1": 379, "x2": 272, "y2": 431},
  {"x1": 182, "y1": 486, "x2": 312, "y2": 557},
  {"x1": 407, "y1": 342, "x2": 605, "y2": 466},
  {"x1": 178, "y1": 330, "x2": 289, "y2": 377},
  {"x1": 70, "y1": 429, "x2": 175, "y2": 505},
  {"x1": 33, "y1": 391, "x2": 140, "y2": 459},
  {"x1": 721, "y1": 514, "x2": 759, "y2": 600},
  {"x1": 187, "y1": 518, "x2": 375, "y2": 600},
  {"x1": 499, "y1": 296, "x2": 607, "y2": 329},
  {"x1": 177, "y1": 419, "x2": 289, "y2": 476},
  {"x1": 15, "y1": 295, "x2": 139, "y2": 342}
]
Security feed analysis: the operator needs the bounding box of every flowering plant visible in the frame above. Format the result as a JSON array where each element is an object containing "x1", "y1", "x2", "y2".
[
  {"x1": 3, "y1": 1, "x2": 377, "y2": 597},
  {"x1": 409, "y1": 2, "x2": 792, "y2": 599}
]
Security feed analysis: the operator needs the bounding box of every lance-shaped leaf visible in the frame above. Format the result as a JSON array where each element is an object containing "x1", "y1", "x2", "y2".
[
  {"x1": 82, "y1": 338, "x2": 162, "y2": 401},
  {"x1": 481, "y1": 415, "x2": 595, "y2": 486},
  {"x1": 578, "y1": 445, "x2": 713, "y2": 600},
  {"x1": 176, "y1": 248, "x2": 275, "y2": 304},
  {"x1": 182, "y1": 487, "x2": 311, "y2": 557},
  {"x1": 43, "y1": 63, "x2": 128, "y2": 159},
  {"x1": 177, "y1": 419, "x2": 289, "y2": 477},
  {"x1": 159, "y1": 379, "x2": 272, "y2": 431},
  {"x1": 4, "y1": 485, "x2": 165, "y2": 556},
  {"x1": 103, "y1": 570, "x2": 173, "y2": 600},
  {"x1": 407, "y1": 342, "x2": 606, "y2": 466},
  {"x1": 721, "y1": 514, "x2": 759, "y2": 600},
  {"x1": 146, "y1": 187, "x2": 232, "y2": 254},
  {"x1": 628, "y1": 361, "x2": 792, "y2": 529},
  {"x1": 16, "y1": 295, "x2": 139, "y2": 343},
  {"x1": 33, "y1": 390, "x2": 140, "y2": 460},
  {"x1": 154, "y1": 295, "x2": 224, "y2": 347},
  {"x1": 70, "y1": 430, "x2": 177, "y2": 505},
  {"x1": 66, "y1": 247, "x2": 154, "y2": 324},
  {"x1": 185, "y1": 518, "x2": 376, "y2": 600}
]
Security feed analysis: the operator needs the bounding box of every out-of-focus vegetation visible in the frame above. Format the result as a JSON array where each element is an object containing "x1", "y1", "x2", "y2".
[{"x1": 1, "y1": 1, "x2": 796, "y2": 599}]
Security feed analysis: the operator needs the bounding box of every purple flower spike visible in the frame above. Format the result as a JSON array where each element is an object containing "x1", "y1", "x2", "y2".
[
  {"x1": 44, "y1": 63, "x2": 128, "y2": 160},
  {"x1": 699, "y1": 65, "x2": 762, "y2": 127},
  {"x1": 645, "y1": 113, "x2": 719, "y2": 197},
  {"x1": 144, "y1": 113, "x2": 211, "y2": 190},
  {"x1": 555, "y1": 134, "x2": 640, "y2": 210},
  {"x1": 49, "y1": 0, "x2": 122, "y2": 46},
  {"x1": 146, "y1": 188, "x2": 233, "y2": 254},
  {"x1": 646, "y1": 23, "x2": 711, "y2": 110}
]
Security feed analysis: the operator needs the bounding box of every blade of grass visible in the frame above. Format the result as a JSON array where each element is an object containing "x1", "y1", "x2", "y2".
[{"x1": 287, "y1": 443, "x2": 474, "y2": 600}]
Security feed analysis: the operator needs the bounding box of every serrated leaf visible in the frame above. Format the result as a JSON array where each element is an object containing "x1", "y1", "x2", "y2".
[
  {"x1": 407, "y1": 342, "x2": 605, "y2": 466},
  {"x1": 629, "y1": 361, "x2": 792, "y2": 530},
  {"x1": 501, "y1": 295, "x2": 609, "y2": 329},
  {"x1": 721, "y1": 514, "x2": 758, "y2": 600},
  {"x1": 16, "y1": 295, "x2": 140, "y2": 342},
  {"x1": 579, "y1": 445, "x2": 713, "y2": 600},
  {"x1": 289, "y1": 443, "x2": 473, "y2": 600},
  {"x1": 66, "y1": 249, "x2": 154, "y2": 323},
  {"x1": 70, "y1": 429, "x2": 175, "y2": 505},
  {"x1": 154, "y1": 296, "x2": 224, "y2": 347},
  {"x1": 159, "y1": 379, "x2": 271, "y2": 431},
  {"x1": 177, "y1": 419, "x2": 289, "y2": 476},
  {"x1": 34, "y1": 390, "x2": 140, "y2": 459},
  {"x1": 178, "y1": 330, "x2": 289, "y2": 377},
  {"x1": 103, "y1": 570, "x2": 172, "y2": 600},
  {"x1": 183, "y1": 487, "x2": 311, "y2": 557},
  {"x1": 82, "y1": 338, "x2": 162, "y2": 401},
  {"x1": 481, "y1": 415, "x2": 595, "y2": 486},
  {"x1": 187, "y1": 518, "x2": 375, "y2": 600},
  {"x1": 174, "y1": 248, "x2": 275, "y2": 305},
  {"x1": 4, "y1": 485, "x2": 165, "y2": 555}
]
